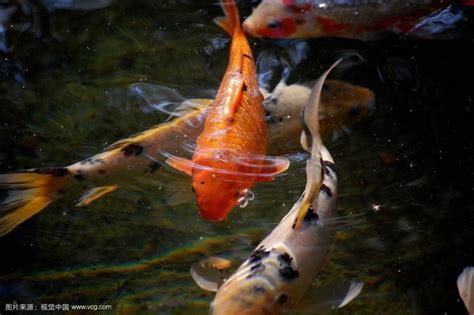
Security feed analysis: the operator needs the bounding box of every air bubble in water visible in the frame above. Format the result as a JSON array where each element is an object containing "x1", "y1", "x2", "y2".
[{"x1": 237, "y1": 189, "x2": 255, "y2": 208}]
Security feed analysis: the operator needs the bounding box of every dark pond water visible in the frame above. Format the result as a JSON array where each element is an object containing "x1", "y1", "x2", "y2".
[{"x1": 1, "y1": 1, "x2": 473, "y2": 314}]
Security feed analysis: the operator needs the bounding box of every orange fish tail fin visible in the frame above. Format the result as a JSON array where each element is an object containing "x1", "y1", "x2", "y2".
[
  {"x1": 214, "y1": 0, "x2": 241, "y2": 36},
  {"x1": 0, "y1": 168, "x2": 71, "y2": 237}
]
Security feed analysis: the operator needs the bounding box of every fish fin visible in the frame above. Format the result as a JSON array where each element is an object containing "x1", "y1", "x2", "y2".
[
  {"x1": 0, "y1": 168, "x2": 72, "y2": 237},
  {"x1": 164, "y1": 181, "x2": 193, "y2": 207},
  {"x1": 214, "y1": 0, "x2": 241, "y2": 36},
  {"x1": 170, "y1": 98, "x2": 213, "y2": 120},
  {"x1": 294, "y1": 280, "x2": 363, "y2": 313},
  {"x1": 214, "y1": 17, "x2": 234, "y2": 36},
  {"x1": 457, "y1": 266, "x2": 474, "y2": 314},
  {"x1": 300, "y1": 131, "x2": 310, "y2": 152},
  {"x1": 165, "y1": 156, "x2": 193, "y2": 176},
  {"x1": 293, "y1": 59, "x2": 343, "y2": 230},
  {"x1": 255, "y1": 156, "x2": 290, "y2": 182},
  {"x1": 180, "y1": 98, "x2": 213, "y2": 110},
  {"x1": 223, "y1": 74, "x2": 245, "y2": 121},
  {"x1": 190, "y1": 256, "x2": 232, "y2": 292},
  {"x1": 75, "y1": 185, "x2": 119, "y2": 207}
]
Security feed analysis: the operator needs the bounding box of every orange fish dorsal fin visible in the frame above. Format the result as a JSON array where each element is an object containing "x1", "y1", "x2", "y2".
[
  {"x1": 214, "y1": 0, "x2": 240, "y2": 35},
  {"x1": 222, "y1": 72, "x2": 245, "y2": 121},
  {"x1": 165, "y1": 156, "x2": 193, "y2": 176},
  {"x1": 255, "y1": 156, "x2": 290, "y2": 182}
]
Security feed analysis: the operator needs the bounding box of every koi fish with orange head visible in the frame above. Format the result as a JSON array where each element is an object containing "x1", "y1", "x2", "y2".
[{"x1": 165, "y1": 0, "x2": 289, "y2": 221}]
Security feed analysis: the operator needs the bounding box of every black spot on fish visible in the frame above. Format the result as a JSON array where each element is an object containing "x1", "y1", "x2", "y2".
[
  {"x1": 243, "y1": 53, "x2": 252, "y2": 60},
  {"x1": 278, "y1": 116, "x2": 283, "y2": 122},
  {"x1": 249, "y1": 246, "x2": 270, "y2": 264},
  {"x1": 246, "y1": 263, "x2": 266, "y2": 279},
  {"x1": 200, "y1": 181, "x2": 205, "y2": 185},
  {"x1": 279, "y1": 266, "x2": 299, "y2": 281},
  {"x1": 303, "y1": 205, "x2": 319, "y2": 223},
  {"x1": 250, "y1": 263, "x2": 265, "y2": 272},
  {"x1": 320, "y1": 184, "x2": 333, "y2": 197},
  {"x1": 73, "y1": 171, "x2": 85, "y2": 182},
  {"x1": 242, "y1": 83, "x2": 248, "y2": 92},
  {"x1": 145, "y1": 162, "x2": 161, "y2": 174},
  {"x1": 33, "y1": 167, "x2": 68, "y2": 177},
  {"x1": 121, "y1": 143, "x2": 143, "y2": 157},
  {"x1": 277, "y1": 294, "x2": 288, "y2": 305},
  {"x1": 98, "y1": 169, "x2": 106, "y2": 175},
  {"x1": 80, "y1": 158, "x2": 93, "y2": 165},
  {"x1": 226, "y1": 117, "x2": 235, "y2": 123},
  {"x1": 278, "y1": 253, "x2": 293, "y2": 266},
  {"x1": 323, "y1": 160, "x2": 338, "y2": 176},
  {"x1": 191, "y1": 186, "x2": 195, "y2": 193},
  {"x1": 252, "y1": 286, "x2": 266, "y2": 294}
]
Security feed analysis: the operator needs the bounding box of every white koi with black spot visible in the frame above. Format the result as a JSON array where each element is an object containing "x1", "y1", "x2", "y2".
[{"x1": 209, "y1": 60, "x2": 344, "y2": 315}]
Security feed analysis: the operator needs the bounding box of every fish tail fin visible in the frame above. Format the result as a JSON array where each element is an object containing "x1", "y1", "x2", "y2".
[
  {"x1": 293, "y1": 59, "x2": 343, "y2": 230},
  {"x1": 214, "y1": 0, "x2": 241, "y2": 36},
  {"x1": 0, "y1": 168, "x2": 71, "y2": 237}
]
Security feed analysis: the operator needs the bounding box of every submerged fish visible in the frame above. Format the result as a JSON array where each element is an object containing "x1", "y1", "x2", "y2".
[
  {"x1": 164, "y1": 0, "x2": 289, "y2": 221},
  {"x1": 192, "y1": 60, "x2": 363, "y2": 314},
  {"x1": 242, "y1": 0, "x2": 474, "y2": 39},
  {"x1": 266, "y1": 78, "x2": 375, "y2": 154},
  {"x1": 0, "y1": 79, "x2": 374, "y2": 237}
]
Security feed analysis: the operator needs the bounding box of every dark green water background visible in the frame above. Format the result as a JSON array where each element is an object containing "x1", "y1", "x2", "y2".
[{"x1": 1, "y1": 1, "x2": 473, "y2": 314}]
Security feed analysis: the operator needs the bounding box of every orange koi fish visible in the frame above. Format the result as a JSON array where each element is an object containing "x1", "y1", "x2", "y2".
[
  {"x1": 165, "y1": 0, "x2": 289, "y2": 221},
  {"x1": 243, "y1": 0, "x2": 474, "y2": 39}
]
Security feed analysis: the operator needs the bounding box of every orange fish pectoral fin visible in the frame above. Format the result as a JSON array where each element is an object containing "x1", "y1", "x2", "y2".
[
  {"x1": 255, "y1": 156, "x2": 290, "y2": 182},
  {"x1": 165, "y1": 156, "x2": 193, "y2": 176}
]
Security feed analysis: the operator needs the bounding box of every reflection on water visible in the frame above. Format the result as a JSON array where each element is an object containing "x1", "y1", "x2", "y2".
[{"x1": 0, "y1": 1, "x2": 473, "y2": 314}]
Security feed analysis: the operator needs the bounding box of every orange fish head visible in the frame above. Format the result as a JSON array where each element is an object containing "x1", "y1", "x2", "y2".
[
  {"x1": 192, "y1": 169, "x2": 247, "y2": 221},
  {"x1": 243, "y1": 0, "x2": 320, "y2": 38}
]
